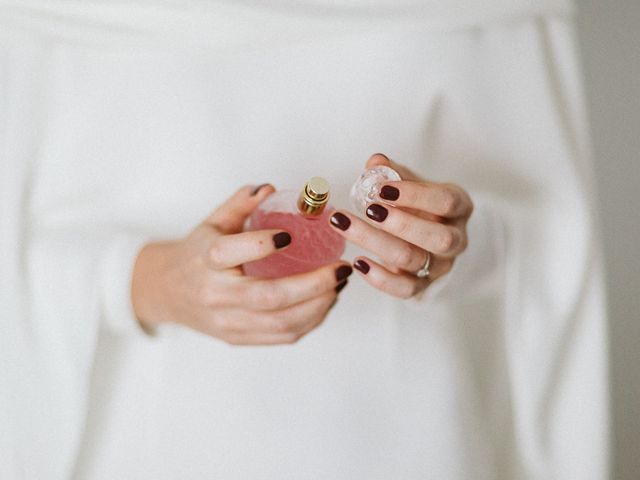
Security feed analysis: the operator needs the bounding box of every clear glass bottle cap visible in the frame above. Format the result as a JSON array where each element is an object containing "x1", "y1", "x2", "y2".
[{"x1": 350, "y1": 166, "x2": 401, "y2": 212}]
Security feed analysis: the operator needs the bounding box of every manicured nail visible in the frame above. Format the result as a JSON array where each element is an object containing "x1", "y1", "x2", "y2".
[
  {"x1": 366, "y1": 204, "x2": 388, "y2": 222},
  {"x1": 272, "y1": 232, "x2": 291, "y2": 249},
  {"x1": 335, "y1": 265, "x2": 353, "y2": 282},
  {"x1": 353, "y1": 259, "x2": 370, "y2": 274},
  {"x1": 380, "y1": 185, "x2": 399, "y2": 201},
  {"x1": 251, "y1": 183, "x2": 269, "y2": 196},
  {"x1": 335, "y1": 280, "x2": 348, "y2": 293},
  {"x1": 330, "y1": 212, "x2": 351, "y2": 231}
]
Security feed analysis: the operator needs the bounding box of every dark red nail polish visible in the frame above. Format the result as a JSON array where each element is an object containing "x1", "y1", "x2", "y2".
[
  {"x1": 335, "y1": 265, "x2": 353, "y2": 282},
  {"x1": 335, "y1": 280, "x2": 348, "y2": 293},
  {"x1": 272, "y1": 232, "x2": 291, "y2": 249},
  {"x1": 380, "y1": 185, "x2": 399, "y2": 201},
  {"x1": 366, "y1": 204, "x2": 388, "y2": 222},
  {"x1": 353, "y1": 259, "x2": 370, "y2": 274},
  {"x1": 330, "y1": 212, "x2": 351, "y2": 231},
  {"x1": 251, "y1": 183, "x2": 269, "y2": 196}
]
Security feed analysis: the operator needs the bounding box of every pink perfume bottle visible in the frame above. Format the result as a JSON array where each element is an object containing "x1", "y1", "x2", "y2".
[{"x1": 243, "y1": 177, "x2": 346, "y2": 279}]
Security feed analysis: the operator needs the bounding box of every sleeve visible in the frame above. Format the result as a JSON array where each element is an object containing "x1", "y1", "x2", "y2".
[
  {"x1": 0, "y1": 33, "x2": 154, "y2": 480},
  {"x1": 405, "y1": 13, "x2": 610, "y2": 479}
]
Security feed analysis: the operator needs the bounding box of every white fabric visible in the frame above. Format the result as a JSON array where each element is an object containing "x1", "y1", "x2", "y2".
[{"x1": 0, "y1": 1, "x2": 609, "y2": 479}]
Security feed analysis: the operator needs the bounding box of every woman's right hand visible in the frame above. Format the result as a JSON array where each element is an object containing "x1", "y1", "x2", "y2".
[{"x1": 131, "y1": 184, "x2": 352, "y2": 345}]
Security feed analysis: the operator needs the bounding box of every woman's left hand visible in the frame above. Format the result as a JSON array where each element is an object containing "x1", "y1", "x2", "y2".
[{"x1": 329, "y1": 153, "x2": 474, "y2": 299}]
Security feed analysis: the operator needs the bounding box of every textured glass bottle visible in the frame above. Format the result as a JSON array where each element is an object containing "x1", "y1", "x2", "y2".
[{"x1": 243, "y1": 177, "x2": 346, "y2": 278}]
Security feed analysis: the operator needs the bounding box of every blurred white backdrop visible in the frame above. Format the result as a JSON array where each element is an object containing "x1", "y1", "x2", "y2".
[{"x1": 577, "y1": 2, "x2": 640, "y2": 479}]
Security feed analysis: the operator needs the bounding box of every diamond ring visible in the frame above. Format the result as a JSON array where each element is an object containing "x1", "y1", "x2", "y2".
[{"x1": 415, "y1": 251, "x2": 431, "y2": 278}]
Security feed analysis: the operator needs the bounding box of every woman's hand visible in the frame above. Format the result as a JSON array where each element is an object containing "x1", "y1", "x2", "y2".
[
  {"x1": 329, "y1": 154, "x2": 473, "y2": 299},
  {"x1": 132, "y1": 184, "x2": 352, "y2": 345}
]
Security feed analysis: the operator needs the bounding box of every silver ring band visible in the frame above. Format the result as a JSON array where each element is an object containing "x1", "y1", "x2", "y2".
[{"x1": 415, "y1": 251, "x2": 431, "y2": 278}]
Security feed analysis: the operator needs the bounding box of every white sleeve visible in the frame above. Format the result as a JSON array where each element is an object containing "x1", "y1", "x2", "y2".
[
  {"x1": 0, "y1": 31, "x2": 153, "y2": 479},
  {"x1": 6, "y1": 226, "x2": 153, "y2": 479},
  {"x1": 404, "y1": 14, "x2": 609, "y2": 479}
]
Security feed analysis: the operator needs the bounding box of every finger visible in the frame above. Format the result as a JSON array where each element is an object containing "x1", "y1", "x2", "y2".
[
  {"x1": 206, "y1": 183, "x2": 276, "y2": 234},
  {"x1": 213, "y1": 291, "x2": 336, "y2": 335},
  {"x1": 351, "y1": 256, "x2": 424, "y2": 299},
  {"x1": 232, "y1": 261, "x2": 353, "y2": 311},
  {"x1": 378, "y1": 180, "x2": 472, "y2": 219},
  {"x1": 365, "y1": 153, "x2": 421, "y2": 182},
  {"x1": 206, "y1": 229, "x2": 291, "y2": 270},
  {"x1": 218, "y1": 331, "x2": 306, "y2": 346},
  {"x1": 328, "y1": 210, "x2": 429, "y2": 272},
  {"x1": 261, "y1": 290, "x2": 336, "y2": 336},
  {"x1": 364, "y1": 203, "x2": 467, "y2": 256}
]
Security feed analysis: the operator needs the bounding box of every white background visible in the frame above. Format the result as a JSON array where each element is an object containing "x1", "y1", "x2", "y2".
[{"x1": 577, "y1": 2, "x2": 640, "y2": 478}]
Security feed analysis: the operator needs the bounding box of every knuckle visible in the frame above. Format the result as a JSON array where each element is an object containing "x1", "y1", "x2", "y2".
[
  {"x1": 267, "y1": 288, "x2": 288, "y2": 310},
  {"x1": 435, "y1": 228, "x2": 456, "y2": 253},
  {"x1": 440, "y1": 189, "x2": 460, "y2": 216},
  {"x1": 247, "y1": 288, "x2": 266, "y2": 308},
  {"x1": 253, "y1": 285, "x2": 288, "y2": 310},
  {"x1": 393, "y1": 215, "x2": 412, "y2": 238},
  {"x1": 449, "y1": 183, "x2": 473, "y2": 216},
  {"x1": 393, "y1": 245, "x2": 415, "y2": 270},
  {"x1": 208, "y1": 239, "x2": 226, "y2": 269}
]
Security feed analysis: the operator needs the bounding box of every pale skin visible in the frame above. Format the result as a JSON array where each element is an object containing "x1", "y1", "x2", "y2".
[
  {"x1": 330, "y1": 153, "x2": 473, "y2": 299},
  {"x1": 132, "y1": 153, "x2": 473, "y2": 344}
]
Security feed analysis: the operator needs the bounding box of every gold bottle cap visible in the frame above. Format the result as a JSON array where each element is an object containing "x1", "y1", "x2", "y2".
[{"x1": 297, "y1": 176, "x2": 330, "y2": 216}]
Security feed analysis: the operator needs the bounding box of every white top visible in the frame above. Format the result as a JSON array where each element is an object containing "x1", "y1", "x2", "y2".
[{"x1": 0, "y1": 1, "x2": 609, "y2": 479}]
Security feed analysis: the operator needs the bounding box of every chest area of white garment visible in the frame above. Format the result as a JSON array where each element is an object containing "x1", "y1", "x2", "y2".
[{"x1": 32, "y1": 31, "x2": 444, "y2": 231}]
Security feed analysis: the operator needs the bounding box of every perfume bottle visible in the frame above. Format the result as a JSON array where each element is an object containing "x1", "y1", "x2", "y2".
[{"x1": 243, "y1": 177, "x2": 346, "y2": 278}]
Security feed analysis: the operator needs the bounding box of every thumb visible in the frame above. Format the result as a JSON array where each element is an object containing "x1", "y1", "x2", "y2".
[
  {"x1": 206, "y1": 183, "x2": 275, "y2": 234},
  {"x1": 365, "y1": 153, "x2": 422, "y2": 182}
]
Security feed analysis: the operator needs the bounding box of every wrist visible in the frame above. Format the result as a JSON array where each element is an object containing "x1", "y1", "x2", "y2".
[{"x1": 131, "y1": 241, "x2": 179, "y2": 330}]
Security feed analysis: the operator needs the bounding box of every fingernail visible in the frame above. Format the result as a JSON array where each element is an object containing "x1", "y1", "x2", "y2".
[
  {"x1": 373, "y1": 152, "x2": 390, "y2": 161},
  {"x1": 335, "y1": 280, "x2": 348, "y2": 293},
  {"x1": 335, "y1": 265, "x2": 353, "y2": 282},
  {"x1": 353, "y1": 259, "x2": 370, "y2": 274},
  {"x1": 380, "y1": 185, "x2": 399, "y2": 201},
  {"x1": 251, "y1": 183, "x2": 269, "y2": 196},
  {"x1": 272, "y1": 232, "x2": 291, "y2": 249},
  {"x1": 330, "y1": 212, "x2": 351, "y2": 231},
  {"x1": 366, "y1": 204, "x2": 388, "y2": 222}
]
